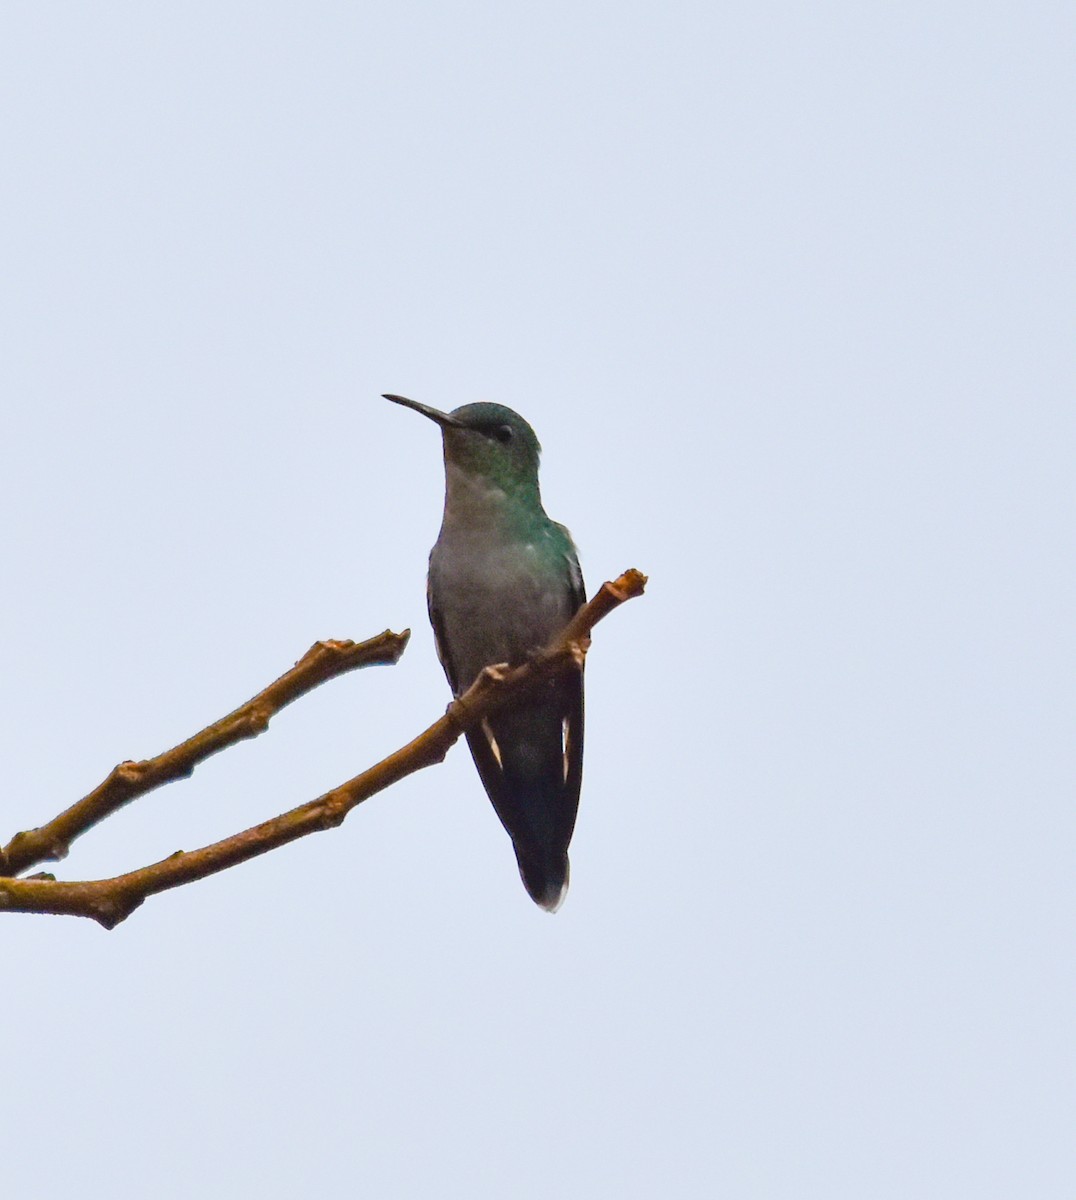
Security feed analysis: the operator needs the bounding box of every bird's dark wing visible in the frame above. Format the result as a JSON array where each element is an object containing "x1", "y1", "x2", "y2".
[
  {"x1": 559, "y1": 653, "x2": 585, "y2": 848},
  {"x1": 428, "y1": 573, "x2": 533, "y2": 851},
  {"x1": 557, "y1": 540, "x2": 586, "y2": 848},
  {"x1": 558, "y1": 531, "x2": 586, "y2": 613},
  {"x1": 427, "y1": 574, "x2": 461, "y2": 696},
  {"x1": 430, "y1": 542, "x2": 586, "y2": 910},
  {"x1": 465, "y1": 548, "x2": 586, "y2": 908}
]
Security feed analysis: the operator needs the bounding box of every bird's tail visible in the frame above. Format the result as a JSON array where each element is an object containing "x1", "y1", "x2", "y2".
[
  {"x1": 516, "y1": 847, "x2": 570, "y2": 913},
  {"x1": 465, "y1": 698, "x2": 580, "y2": 913}
]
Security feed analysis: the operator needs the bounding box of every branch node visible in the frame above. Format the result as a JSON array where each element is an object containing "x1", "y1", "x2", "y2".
[
  {"x1": 241, "y1": 703, "x2": 272, "y2": 736},
  {"x1": 446, "y1": 665, "x2": 509, "y2": 734},
  {"x1": 5, "y1": 828, "x2": 71, "y2": 865},
  {"x1": 295, "y1": 640, "x2": 337, "y2": 669},
  {"x1": 114, "y1": 760, "x2": 149, "y2": 787},
  {"x1": 92, "y1": 891, "x2": 143, "y2": 931},
  {"x1": 319, "y1": 790, "x2": 351, "y2": 829},
  {"x1": 610, "y1": 568, "x2": 648, "y2": 600},
  {"x1": 456, "y1": 663, "x2": 512, "y2": 719},
  {"x1": 566, "y1": 638, "x2": 590, "y2": 670}
]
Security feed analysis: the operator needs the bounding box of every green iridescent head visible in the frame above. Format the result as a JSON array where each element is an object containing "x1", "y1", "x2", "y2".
[{"x1": 384, "y1": 394, "x2": 543, "y2": 498}]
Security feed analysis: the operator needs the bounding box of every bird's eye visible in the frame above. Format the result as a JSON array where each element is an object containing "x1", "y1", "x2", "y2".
[{"x1": 493, "y1": 424, "x2": 514, "y2": 444}]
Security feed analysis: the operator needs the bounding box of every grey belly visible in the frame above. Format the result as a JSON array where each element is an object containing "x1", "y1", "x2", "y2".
[{"x1": 429, "y1": 539, "x2": 573, "y2": 691}]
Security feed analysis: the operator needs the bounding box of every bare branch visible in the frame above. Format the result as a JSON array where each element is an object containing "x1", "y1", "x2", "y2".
[
  {"x1": 0, "y1": 631, "x2": 411, "y2": 878},
  {"x1": 0, "y1": 569, "x2": 646, "y2": 928}
]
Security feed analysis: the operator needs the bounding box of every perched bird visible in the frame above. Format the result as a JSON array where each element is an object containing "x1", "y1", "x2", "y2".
[{"x1": 385, "y1": 394, "x2": 585, "y2": 911}]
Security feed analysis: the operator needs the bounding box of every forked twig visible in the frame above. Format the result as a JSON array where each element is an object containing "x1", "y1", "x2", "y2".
[
  {"x1": 0, "y1": 631, "x2": 410, "y2": 877},
  {"x1": 0, "y1": 570, "x2": 646, "y2": 927}
]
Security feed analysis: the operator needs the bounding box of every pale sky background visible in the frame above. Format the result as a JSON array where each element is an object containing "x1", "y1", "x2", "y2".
[{"x1": 1, "y1": 3, "x2": 1073, "y2": 1196}]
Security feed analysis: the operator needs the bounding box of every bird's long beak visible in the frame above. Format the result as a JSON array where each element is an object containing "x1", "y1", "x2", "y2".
[{"x1": 383, "y1": 393, "x2": 464, "y2": 429}]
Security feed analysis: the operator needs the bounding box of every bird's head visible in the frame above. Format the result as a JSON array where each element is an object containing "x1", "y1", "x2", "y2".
[{"x1": 384, "y1": 394, "x2": 543, "y2": 497}]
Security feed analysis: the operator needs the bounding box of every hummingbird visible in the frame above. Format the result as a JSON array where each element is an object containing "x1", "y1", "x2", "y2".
[{"x1": 384, "y1": 394, "x2": 585, "y2": 912}]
